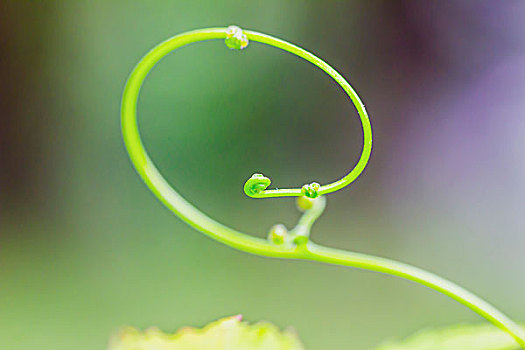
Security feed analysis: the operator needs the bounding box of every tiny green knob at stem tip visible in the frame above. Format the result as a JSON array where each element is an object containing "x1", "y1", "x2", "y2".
[
  {"x1": 244, "y1": 173, "x2": 271, "y2": 197},
  {"x1": 268, "y1": 224, "x2": 288, "y2": 245}
]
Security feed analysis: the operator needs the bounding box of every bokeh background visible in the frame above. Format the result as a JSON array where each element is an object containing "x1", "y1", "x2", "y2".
[{"x1": 1, "y1": 1, "x2": 524, "y2": 349}]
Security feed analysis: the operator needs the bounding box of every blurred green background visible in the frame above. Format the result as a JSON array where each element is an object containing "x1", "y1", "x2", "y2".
[{"x1": 1, "y1": 1, "x2": 524, "y2": 349}]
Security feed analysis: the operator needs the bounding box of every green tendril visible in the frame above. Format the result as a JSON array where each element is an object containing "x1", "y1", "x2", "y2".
[
  {"x1": 121, "y1": 26, "x2": 525, "y2": 348},
  {"x1": 244, "y1": 173, "x2": 271, "y2": 197},
  {"x1": 289, "y1": 196, "x2": 326, "y2": 245},
  {"x1": 237, "y1": 28, "x2": 372, "y2": 199}
]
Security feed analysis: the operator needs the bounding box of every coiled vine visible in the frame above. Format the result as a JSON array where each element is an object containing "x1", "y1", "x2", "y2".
[{"x1": 121, "y1": 25, "x2": 525, "y2": 348}]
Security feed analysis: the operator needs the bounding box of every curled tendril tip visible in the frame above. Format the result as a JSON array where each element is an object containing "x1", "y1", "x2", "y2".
[{"x1": 244, "y1": 173, "x2": 271, "y2": 197}]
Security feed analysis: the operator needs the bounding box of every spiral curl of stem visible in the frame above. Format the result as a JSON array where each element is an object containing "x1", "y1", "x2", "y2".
[{"x1": 121, "y1": 26, "x2": 525, "y2": 348}]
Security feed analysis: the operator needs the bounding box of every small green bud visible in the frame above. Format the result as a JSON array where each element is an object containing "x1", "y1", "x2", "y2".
[
  {"x1": 301, "y1": 182, "x2": 320, "y2": 198},
  {"x1": 296, "y1": 196, "x2": 315, "y2": 212},
  {"x1": 225, "y1": 25, "x2": 249, "y2": 50},
  {"x1": 268, "y1": 224, "x2": 287, "y2": 244}
]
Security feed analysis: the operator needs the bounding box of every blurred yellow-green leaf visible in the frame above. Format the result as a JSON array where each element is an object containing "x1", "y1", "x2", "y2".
[{"x1": 108, "y1": 316, "x2": 305, "y2": 350}]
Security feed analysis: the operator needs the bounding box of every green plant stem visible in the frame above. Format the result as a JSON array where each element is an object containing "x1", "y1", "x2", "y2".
[
  {"x1": 289, "y1": 197, "x2": 326, "y2": 241},
  {"x1": 121, "y1": 27, "x2": 525, "y2": 348},
  {"x1": 242, "y1": 30, "x2": 372, "y2": 199},
  {"x1": 305, "y1": 244, "x2": 525, "y2": 348}
]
